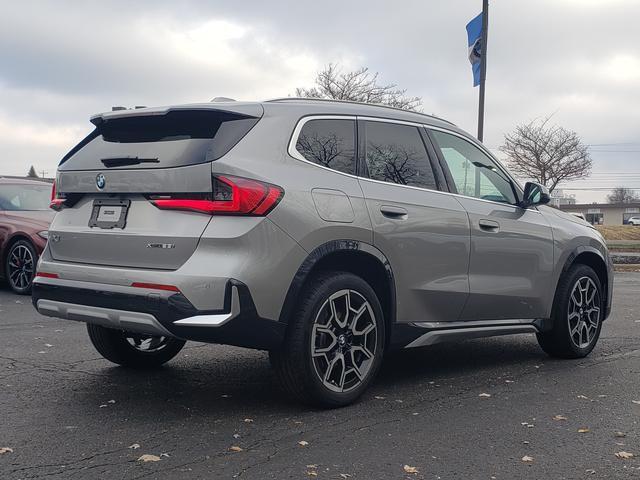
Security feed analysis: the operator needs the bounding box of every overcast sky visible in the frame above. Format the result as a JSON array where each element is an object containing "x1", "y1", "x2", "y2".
[{"x1": 1, "y1": 0, "x2": 639, "y2": 202}]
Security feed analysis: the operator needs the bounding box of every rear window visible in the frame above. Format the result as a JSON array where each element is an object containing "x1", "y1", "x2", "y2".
[
  {"x1": 294, "y1": 119, "x2": 356, "y2": 175},
  {"x1": 59, "y1": 110, "x2": 259, "y2": 171}
]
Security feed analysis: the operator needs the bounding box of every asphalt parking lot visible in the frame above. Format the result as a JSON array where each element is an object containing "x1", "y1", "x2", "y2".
[{"x1": 1, "y1": 274, "x2": 639, "y2": 479}]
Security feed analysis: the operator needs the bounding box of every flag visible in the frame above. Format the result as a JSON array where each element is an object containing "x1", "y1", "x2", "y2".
[{"x1": 466, "y1": 13, "x2": 483, "y2": 87}]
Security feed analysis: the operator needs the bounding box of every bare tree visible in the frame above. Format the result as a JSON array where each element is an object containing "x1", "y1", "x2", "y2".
[
  {"x1": 499, "y1": 117, "x2": 592, "y2": 192},
  {"x1": 607, "y1": 186, "x2": 639, "y2": 204},
  {"x1": 296, "y1": 64, "x2": 422, "y2": 111},
  {"x1": 26, "y1": 165, "x2": 38, "y2": 178}
]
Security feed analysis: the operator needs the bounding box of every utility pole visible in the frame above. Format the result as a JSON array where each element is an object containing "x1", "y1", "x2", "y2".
[
  {"x1": 40, "y1": 170, "x2": 48, "y2": 179},
  {"x1": 477, "y1": 0, "x2": 489, "y2": 142}
]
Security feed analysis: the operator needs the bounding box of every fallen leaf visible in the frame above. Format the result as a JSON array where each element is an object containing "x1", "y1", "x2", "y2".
[
  {"x1": 479, "y1": 393, "x2": 492, "y2": 398},
  {"x1": 577, "y1": 395, "x2": 589, "y2": 400},
  {"x1": 306, "y1": 472, "x2": 318, "y2": 477},
  {"x1": 553, "y1": 415, "x2": 568, "y2": 421},
  {"x1": 374, "y1": 396, "x2": 385, "y2": 400},
  {"x1": 598, "y1": 394, "x2": 607, "y2": 398},
  {"x1": 221, "y1": 394, "x2": 231, "y2": 398},
  {"x1": 339, "y1": 474, "x2": 351, "y2": 479},
  {"x1": 44, "y1": 344, "x2": 53, "y2": 347},
  {"x1": 298, "y1": 440, "x2": 309, "y2": 447},
  {"x1": 403, "y1": 465, "x2": 419, "y2": 474},
  {"x1": 229, "y1": 446, "x2": 243, "y2": 452},
  {"x1": 243, "y1": 418, "x2": 254, "y2": 423},
  {"x1": 615, "y1": 451, "x2": 634, "y2": 459},
  {"x1": 522, "y1": 455, "x2": 534, "y2": 463},
  {"x1": 578, "y1": 428, "x2": 590, "y2": 433},
  {"x1": 632, "y1": 400, "x2": 640, "y2": 405},
  {"x1": 505, "y1": 380, "x2": 514, "y2": 383},
  {"x1": 0, "y1": 448, "x2": 13, "y2": 454},
  {"x1": 527, "y1": 424, "x2": 535, "y2": 428},
  {"x1": 586, "y1": 469, "x2": 596, "y2": 474},
  {"x1": 99, "y1": 404, "x2": 108, "y2": 408},
  {"x1": 233, "y1": 433, "x2": 240, "y2": 439},
  {"x1": 160, "y1": 453, "x2": 170, "y2": 458},
  {"x1": 137, "y1": 454, "x2": 161, "y2": 462},
  {"x1": 107, "y1": 400, "x2": 116, "y2": 404},
  {"x1": 615, "y1": 431, "x2": 627, "y2": 438},
  {"x1": 128, "y1": 443, "x2": 140, "y2": 449}
]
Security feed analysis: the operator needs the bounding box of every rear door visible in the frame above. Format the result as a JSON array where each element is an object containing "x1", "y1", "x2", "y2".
[
  {"x1": 429, "y1": 128, "x2": 554, "y2": 320},
  {"x1": 357, "y1": 119, "x2": 470, "y2": 323},
  {"x1": 50, "y1": 105, "x2": 261, "y2": 270}
]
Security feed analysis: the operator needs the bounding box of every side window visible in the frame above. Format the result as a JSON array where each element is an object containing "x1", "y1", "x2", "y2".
[
  {"x1": 295, "y1": 119, "x2": 356, "y2": 175},
  {"x1": 363, "y1": 121, "x2": 437, "y2": 190},
  {"x1": 431, "y1": 130, "x2": 517, "y2": 205}
]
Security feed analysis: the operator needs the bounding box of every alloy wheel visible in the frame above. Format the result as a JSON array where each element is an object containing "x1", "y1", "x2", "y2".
[
  {"x1": 311, "y1": 289, "x2": 378, "y2": 393},
  {"x1": 125, "y1": 334, "x2": 170, "y2": 353},
  {"x1": 8, "y1": 244, "x2": 35, "y2": 291},
  {"x1": 567, "y1": 276, "x2": 601, "y2": 349}
]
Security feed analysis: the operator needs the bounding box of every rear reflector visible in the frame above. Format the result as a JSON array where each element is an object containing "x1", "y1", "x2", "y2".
[
  {"x1": 149, "y1": 175, "x2": 283, "y2": 216},
  {"x1": 131, "y1": 282, "x2": 180, "y2": 292},
  {"x1": 35, "y1": 272, "x2": 59, "y2": 279}
]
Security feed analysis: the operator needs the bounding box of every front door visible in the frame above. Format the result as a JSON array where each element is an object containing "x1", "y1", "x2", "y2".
[{"x1": 429, "y1": 129, "x2": 554, "y2": 321}]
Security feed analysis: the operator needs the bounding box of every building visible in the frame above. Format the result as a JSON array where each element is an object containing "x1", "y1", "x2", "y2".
[
  {"x1": 549, "y1": 189, "x2": 576, "y2": 208},
  {"x1": 559, "y1": 203, "x2": 640, "y2": 225}
]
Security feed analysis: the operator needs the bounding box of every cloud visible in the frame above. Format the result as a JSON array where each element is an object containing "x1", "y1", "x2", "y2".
[{"x1": 0, "y1": 0, "x2": 639, "y2": 202}]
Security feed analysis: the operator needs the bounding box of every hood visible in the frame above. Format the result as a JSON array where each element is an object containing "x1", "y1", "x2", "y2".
[
  {"x1": 542, "y1": 206, "x2": 593, "y2": 228},
  {"x1": 3, "y1": 210, "x2": 55, "y2": 229}
]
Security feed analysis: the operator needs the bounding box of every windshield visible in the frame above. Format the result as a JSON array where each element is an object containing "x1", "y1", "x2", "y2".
[{"x1": 0, "y1": 184, "x2": 51, "y2": 211}]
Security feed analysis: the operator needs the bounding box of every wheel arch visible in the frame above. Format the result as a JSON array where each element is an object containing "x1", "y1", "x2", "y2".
[
  {"x1": 278, "y1": 239, "x2": 396, "y2": 344},
  {"x1": 558, "y1": 246, "x2": 611, "y2": 319}
]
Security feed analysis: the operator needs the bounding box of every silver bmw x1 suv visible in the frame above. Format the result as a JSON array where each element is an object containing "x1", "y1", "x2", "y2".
[{"x1": 33, "y1": 98, "x2": 613, "y2": 407}]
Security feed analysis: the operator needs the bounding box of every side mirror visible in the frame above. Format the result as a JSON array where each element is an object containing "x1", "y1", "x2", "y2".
[{"x1": 521, "y1": 182, "x2": 550, "y2": 208}]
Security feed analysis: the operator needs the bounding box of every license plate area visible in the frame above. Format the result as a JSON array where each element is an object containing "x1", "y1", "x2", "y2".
[{"x1": 89, "y1": 199, "x2": 131, "y2": 229}]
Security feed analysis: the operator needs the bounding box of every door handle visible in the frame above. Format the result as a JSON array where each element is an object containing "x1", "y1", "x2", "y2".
[
  {"x1": 380, "y1": 205, "x2": 408, "y2": 219},
  {"x1": 478, "y1": 219, "x2": 500, "y2": 232}
]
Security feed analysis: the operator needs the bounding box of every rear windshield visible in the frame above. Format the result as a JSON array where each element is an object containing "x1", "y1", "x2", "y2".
[
  {"x1": 0, "y1": 184, "x2": 51, "y2": 211},
  {"x1": 59, "y1": 110, "x2": 259, "y2": 171}
]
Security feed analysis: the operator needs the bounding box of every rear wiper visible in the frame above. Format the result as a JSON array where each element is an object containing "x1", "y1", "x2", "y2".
[{"x1": 100, "y1": 156, "x2": 159, "y2": 168}]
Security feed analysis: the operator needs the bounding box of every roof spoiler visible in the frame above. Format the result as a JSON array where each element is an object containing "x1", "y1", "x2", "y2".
[{"x1": 90, "y1": 103, "x2": 264, "y2": 126}]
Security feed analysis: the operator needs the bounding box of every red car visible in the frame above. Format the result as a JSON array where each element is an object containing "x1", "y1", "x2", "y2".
[{"x1": 0, "y1": 177, "x2": 54, "y2": 294}]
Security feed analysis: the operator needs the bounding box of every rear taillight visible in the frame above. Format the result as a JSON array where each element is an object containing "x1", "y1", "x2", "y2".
[
  {"x1": 49, "y1": 180, "x2": 66, "y2": 211},
  {"x1": 148, "y1": 175, "x2": 283, "y2": 216}
]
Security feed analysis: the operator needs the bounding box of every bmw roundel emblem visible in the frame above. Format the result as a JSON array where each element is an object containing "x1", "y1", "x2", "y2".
[{"x1": 96, "y1": 173, "x2": 106, "y2": 190}]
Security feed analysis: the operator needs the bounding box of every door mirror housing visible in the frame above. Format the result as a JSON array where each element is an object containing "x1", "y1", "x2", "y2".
[{"x1": 520, "y1": 182, "x2": 550, "y2": 208}]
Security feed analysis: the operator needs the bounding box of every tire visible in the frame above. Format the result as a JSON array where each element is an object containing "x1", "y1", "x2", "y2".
[
  {"x1": 87, "y1": 324, "x2": 186, "y2": 368},
  {"x1": 537, "y1": 264, "x2": 603, "y2": 359},
  {"x1": 5, "y1": 240, "x2": 37, "y2": 295},
  {"x1": 270, "y1": 271, "x2": 386, "y2": 408}
]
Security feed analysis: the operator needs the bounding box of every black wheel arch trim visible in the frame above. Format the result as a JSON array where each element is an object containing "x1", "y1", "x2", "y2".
[
  {"x1": 278, "y1": 239, "x2": 397, "y2": 327},
  {"x1": 558, "y1": 244, "x2": 612, "y2": 320}
]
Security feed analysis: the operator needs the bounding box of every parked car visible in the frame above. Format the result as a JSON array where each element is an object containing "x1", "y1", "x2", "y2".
[
  {"x1": 628, "y1": 216, "x2": 640, "y2": 226},
  {"x1": 0, "y1": 177, "x2": 54, "y2": 294},
  {"x1": 32, "y1": 99, "x2": 613, "y2": 407}
]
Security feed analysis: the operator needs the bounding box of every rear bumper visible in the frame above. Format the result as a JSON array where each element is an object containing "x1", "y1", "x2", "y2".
[{"x1": 32, "y1": 278, "x2": 285, "y2": 350}]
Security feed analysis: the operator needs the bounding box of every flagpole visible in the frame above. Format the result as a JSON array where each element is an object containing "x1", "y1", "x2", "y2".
[{"x1": 477, "y1": 0, "x2": 489, "y2": 142}]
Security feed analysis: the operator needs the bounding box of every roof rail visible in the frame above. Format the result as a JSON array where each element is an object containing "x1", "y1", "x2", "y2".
[{"x1": 264, "y1": 97, "x2": 455, "y2": 126}]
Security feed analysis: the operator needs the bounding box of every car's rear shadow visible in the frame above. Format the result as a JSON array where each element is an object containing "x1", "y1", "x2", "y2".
[{"x1": 63, "y1": 334, "x2": 554, "y2": 419}]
